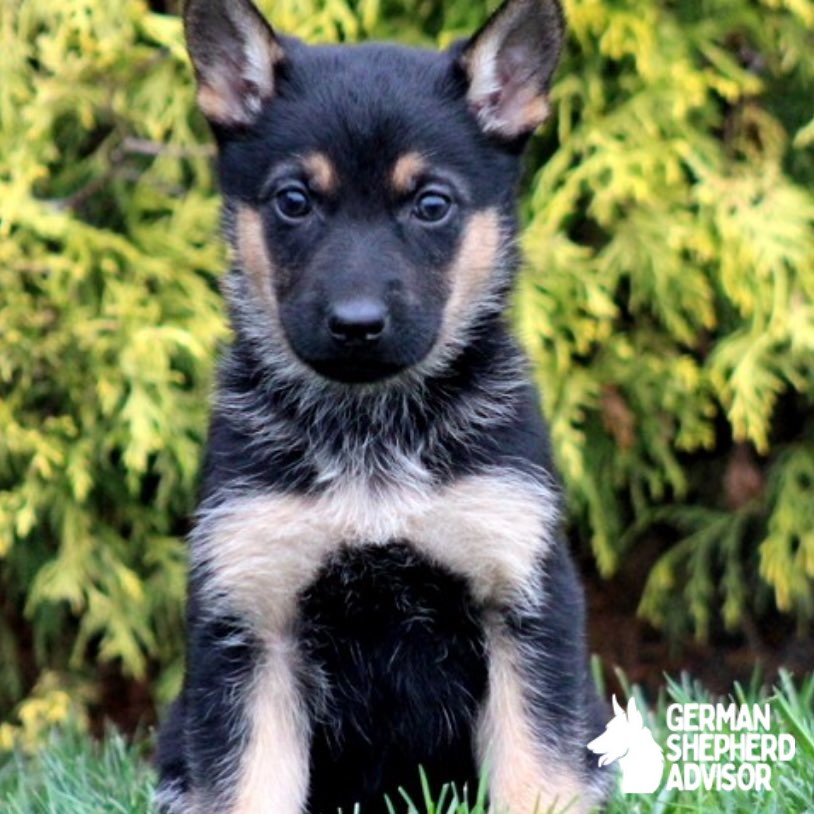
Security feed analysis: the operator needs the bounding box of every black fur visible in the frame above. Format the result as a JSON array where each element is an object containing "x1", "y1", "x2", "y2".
[
  {"x1": 157, "y1": 0, "x2": 612, "y2": 811},
  {"x1": 300, "y1": 544, "x2": 488, "y2": 813}
]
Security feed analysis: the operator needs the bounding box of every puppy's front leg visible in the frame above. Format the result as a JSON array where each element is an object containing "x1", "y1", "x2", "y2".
[
  {"x1": 407, "y1": 472, "x2": 602, "y2": 811},
  {"x1": 477, "y1": 617, "x2": 599, "y2": 814},
  {"x1": 181, "y1": 613, "x2": 311, "y2": 814},
  {"x1": 227, "y1": 635, "x2": 311, "y2": 814},
  {"x1": 182, "y1": 492, "x2": 339, "y2": 814}
]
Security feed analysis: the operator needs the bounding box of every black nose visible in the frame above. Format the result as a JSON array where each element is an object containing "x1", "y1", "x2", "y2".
[{"x1": 328, "y1": 298, "x2": 387, "y2": 346}]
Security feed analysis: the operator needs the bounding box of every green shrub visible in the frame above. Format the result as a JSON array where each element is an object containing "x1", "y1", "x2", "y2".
[
  {"x1": 0, "y1": 0, "x2": 223, "y2": 733},
  {"x1": 1, "y1": 0, "x2": 812, "y2": 736},
  {"x1": 519, "y1": 0, "x2": 814, "y2": 639}
]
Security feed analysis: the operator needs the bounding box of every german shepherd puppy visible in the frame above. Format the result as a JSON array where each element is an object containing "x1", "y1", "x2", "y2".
[{"x1": 156, "y1": 0, "x2": 612, "y2": 811}]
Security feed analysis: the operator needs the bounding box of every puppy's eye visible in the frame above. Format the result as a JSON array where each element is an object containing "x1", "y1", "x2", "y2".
[
  {"x1": 275, "y1": 186, "x2": 312, "y2": 220},
  {"x1": 413, "y1": 191, "x2": 452, "y2": 223}
]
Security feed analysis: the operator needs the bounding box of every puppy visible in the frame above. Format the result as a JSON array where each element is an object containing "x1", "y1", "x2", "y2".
[{"x1": 156, "y1": 0, "x2": 612, "y2": 811}]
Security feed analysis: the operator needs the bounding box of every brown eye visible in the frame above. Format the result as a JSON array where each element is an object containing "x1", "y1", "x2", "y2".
[
  {"x1": 413, "y1": 190, "x2": 452, "y2": 223},
  {"x1": 275, "y1": 186, "x2": 312, "y2": 220}
]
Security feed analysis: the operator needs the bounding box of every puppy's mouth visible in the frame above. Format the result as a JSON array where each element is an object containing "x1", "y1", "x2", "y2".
[
  {"x1": 308, "y1": 355, "x2": 409, "y2": 384},
  {"x1": 278, "y1": 296, "x2": 441, "y2": 386}
]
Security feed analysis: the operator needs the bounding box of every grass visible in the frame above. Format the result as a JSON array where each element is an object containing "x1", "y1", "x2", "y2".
[
  {"x1": 0, "y1": 671, "x2": 812, "y2": 813},
  {"x1": 0, "y1": 727, "x2": 154, "y2": 814}
]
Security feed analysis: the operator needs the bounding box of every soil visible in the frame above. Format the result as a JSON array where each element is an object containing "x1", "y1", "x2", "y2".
[{"x1": 584, "y1": 567, "x2": 814, "y2": 705}]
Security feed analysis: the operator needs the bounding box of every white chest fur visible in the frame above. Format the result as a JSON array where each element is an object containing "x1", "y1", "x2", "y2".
[{"x1": 192, "y1": 469, "x2": 559, "y2": 634}]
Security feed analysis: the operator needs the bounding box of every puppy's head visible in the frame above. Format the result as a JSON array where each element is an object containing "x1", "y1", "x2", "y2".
[{"x1": 185, "y1": 0, "x2": 564, "y2": 385}]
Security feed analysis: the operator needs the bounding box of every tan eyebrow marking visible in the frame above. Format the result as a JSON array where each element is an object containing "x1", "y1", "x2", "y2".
[
  {"x1": 391, "y1": 151, "x2": 427, "y2": 194},
  {"x1": 302, "y1": 152, "x2": 337, "y2": 195}
]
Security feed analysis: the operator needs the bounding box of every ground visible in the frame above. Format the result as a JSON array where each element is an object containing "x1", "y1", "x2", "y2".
[{"x1": 1, "y1": 672, "x2": 812, "y2": 814}]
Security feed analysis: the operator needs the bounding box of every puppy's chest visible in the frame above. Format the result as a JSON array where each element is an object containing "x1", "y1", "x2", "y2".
[
  {"x1": 301, "y1": 542, "x2": 488, "y2": 814},
  {"x1": 299, "y1": 541, "x2": 486, "y2": 686},
  {"x1": 193, "y1": 470, "x2": 558, "y2": 634}
]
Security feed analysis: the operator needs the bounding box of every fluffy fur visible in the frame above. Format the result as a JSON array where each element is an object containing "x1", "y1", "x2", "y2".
[{"x1": 156, "y1": 0, "x2": 613, "y2": 811}]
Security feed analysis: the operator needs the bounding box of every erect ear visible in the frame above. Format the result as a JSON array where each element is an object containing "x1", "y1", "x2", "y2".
[
  {"x1": 184, "y1": 0, "x2": 284, "y2": 128},
  {"x1": 458, "y1": 0, "x2": 564, "y2": 139}
]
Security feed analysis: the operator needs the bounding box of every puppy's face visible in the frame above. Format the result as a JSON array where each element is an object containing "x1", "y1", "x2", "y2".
[{"x1": 185, "y1": 0, "x2": 564, "y2": 384}]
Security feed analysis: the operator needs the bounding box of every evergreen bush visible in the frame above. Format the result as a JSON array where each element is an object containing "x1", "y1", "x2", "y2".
[{"x1": 1, "y1": 0, "x2": 812, "y2": 739}]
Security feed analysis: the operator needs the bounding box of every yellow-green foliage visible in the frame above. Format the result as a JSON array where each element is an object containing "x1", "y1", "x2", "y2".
[
  {"x1": 517, "y1": 0, "x2": 814, "y2": 639},
  {"x1": 1, "y1": 0, "x2": 812, "y2": 736}
]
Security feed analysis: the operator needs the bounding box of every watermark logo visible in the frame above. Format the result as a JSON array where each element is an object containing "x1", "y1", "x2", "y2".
[
  {"x1": 587, "y1": 696, "x2": 664, "y2": 793},
  {"x1": 588, "y1": 698, "x2": 797, "y2": 794}
]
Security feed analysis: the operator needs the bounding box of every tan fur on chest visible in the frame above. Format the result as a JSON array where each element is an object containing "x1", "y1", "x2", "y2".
[{"x1": 193, "y1": 470, "x2": 558, "y2": 634}]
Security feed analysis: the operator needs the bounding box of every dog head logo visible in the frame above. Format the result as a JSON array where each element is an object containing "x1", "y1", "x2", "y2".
[{"x1": 587, "y1": 695, "x2": 664, "y2": 794}]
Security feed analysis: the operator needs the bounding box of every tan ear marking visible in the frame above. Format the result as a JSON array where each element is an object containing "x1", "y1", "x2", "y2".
[
  {"x1": 517, "y1": 95, "x2": 551, "y2": 133},
  {"x1": 460, "y1": 0, "x2": 564, "y2": 138},
  {"x1": 197, "y1": 82, "x2": 244, "y2": 127},
  {"x1": 391, "y1": 152, "x2": 428, "y2": 194},
  {"x1": 302, "y1": 152, "x2": 338, "y2": 195},
  {"x1": 185, "y1": 0, "x2": 284, "y2": 127}
]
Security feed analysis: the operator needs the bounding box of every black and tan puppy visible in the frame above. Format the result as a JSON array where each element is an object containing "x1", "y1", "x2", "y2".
[{"x1": 156, "y1": 0, "x2": 612, "y2": 811}]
